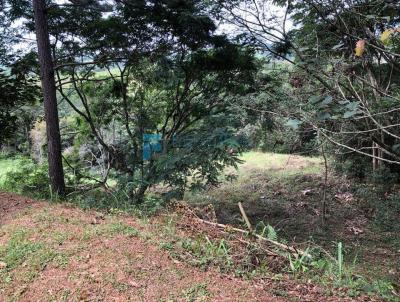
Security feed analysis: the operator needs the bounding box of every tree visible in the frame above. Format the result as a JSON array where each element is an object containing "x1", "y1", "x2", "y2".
[
  {"x1": 0, "y1": 70, "x2": 39, "y2": 145},
  {"x1": 45, "y1": 0, "x2": 256, "y2": 201},
  {"x1": 0, "y1": 3, "x2": 39, "y2": 149},
  {"x1": 217, "y1": 0, "x2": 400, "y2": 173},
  {"x1": 33, "y1": 0, "x2": 65, "y2": 195},
  {"x1": 1, "y1": 0, "x2": 256, "y2": 200}
]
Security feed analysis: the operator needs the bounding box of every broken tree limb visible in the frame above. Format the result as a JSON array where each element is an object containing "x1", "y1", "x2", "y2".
[
  {"x1": 236, "y1": 237, "x2": 281, "y2": 257},
  {"x1": 194, "y1": 217, "x2": 311, "y2": 259},
  {"x1": 238, "y1": 202, "x2": 253, "y2": 233}
]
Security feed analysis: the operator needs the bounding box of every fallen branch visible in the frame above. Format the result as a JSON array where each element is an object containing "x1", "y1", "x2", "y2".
[
  {"x1": 236, "y1": 237, "x2": 281, "y2": 257},
  {"x1": 194, "y1": 217, "x2": 311, "y2": 259},
  {"x1": 238, "y1": 202, "x2": 253, "y2": 232}
]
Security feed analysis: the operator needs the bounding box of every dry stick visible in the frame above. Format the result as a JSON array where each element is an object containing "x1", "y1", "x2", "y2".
[
  {"x1": 194, "y1": 218, "x2": 311, "y2": 259},
  {"x1": 321, "y1": 143, "x2": 328, "y2": 225},
  {"x1": 235, "y1": 237, "x2": 280, "y2": 257},
  {"x1": 238, "y1": 202, "x2": 253, "y2": 233}
]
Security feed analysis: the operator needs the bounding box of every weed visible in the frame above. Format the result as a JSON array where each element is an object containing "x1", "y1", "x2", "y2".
[
  {"x1": 0, "y1": 158, "x2": 51, "y2": 199},
  {"x1": 164, "y1": 217, "x2": 177, "y2": 236},
  {"x1": 54, "y1": 253, "x2": 70, "y2": 268},
  {"x1": 182, "y1": 283, "x2": 210, "y2": 302},
  {"x1": 82, "y1": 220, "x2": 140, "y2": 241},
  {"x1": 288, "y1": 247, "x2": 312, "y2": 276},
  {"x1": 337, "y1": 242, "x2": 343, "y2": 280},
  {"x1": 72, "y1": 190, "x2": 165, "y2": 218},
  {"x1": 0, "y1": 229, "x2": 42, "y2": 270},
  {"x1": 306, "y1": 243, "x2": 398, "y2": 301},
  {"x1": 159, "y1": 241, "x2": 174, "y2": 251},
  {"x1": 180, "y1": 236, "x2": 233, "y2": 271},
  {"x1": 0, "y1": 227, "x2": 60, "y2": 291},
  {"x1": 256, "y1": 222, "x2": 278, "y2": 241},
  {"x1": 104, "y1": 222, "x2": 140, "y2": 237}
]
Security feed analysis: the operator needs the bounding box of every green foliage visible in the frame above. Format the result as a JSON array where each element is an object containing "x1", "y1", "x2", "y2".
[
  {"x1": 0, "y1": 229, "x2": 43, "y2": 271},
  {"x1": 256, "y1": 222, "x2": 278, "y2": 241},
  {"x1": 288, "y1": 251, "x2": 310, "y2": 275},
  {"x1": 0, "y1": 156, "x2": 26, "y2": 187},
  {"x1": 355, "y1": 184, "x2": 400, "y2": 236},
  {"x1": 153, "y1": 126, "x2": 243, "y2": 194},
  {"x1": 180, "y1": 236, "x2": 233, "y2": 272},
  {"x1": 0, "y1": 228, "x2": 57, "y2": 289},
  {"x1": 182, "y1": 283, "x2": 210, "y2": 302},
  {"x1": 285, "y1": 242, "x2": 397, "y2": 300},
  {"x1": 0, "y1": 70, "x2": 39, "y2": 144},
  {"x1": 1, "y1": 158, "x2": 50, "y2": 199}
]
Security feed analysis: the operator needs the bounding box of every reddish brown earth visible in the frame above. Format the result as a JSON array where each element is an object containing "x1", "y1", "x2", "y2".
[{"x1": 0, "y1": 192, "x2": 386, "y2": 301}]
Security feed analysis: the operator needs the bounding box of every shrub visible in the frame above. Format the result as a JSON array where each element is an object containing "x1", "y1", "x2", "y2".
[{"x1": 1, "y1": 158, "x2": 50, "y2": 199}]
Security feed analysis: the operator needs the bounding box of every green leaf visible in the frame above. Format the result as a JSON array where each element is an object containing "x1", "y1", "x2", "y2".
[
  {"x1": 392, "y1": 144, "x2": 400, "y2": 152},
  {"x1": 345, "y1": 102, "x2": 359, "y2": 111},
  {"x1": 285, "y1": 118, "x2": 302, "y2": 130},
  {"x1": 308, "y1": 95, "x2": 322, "y2": 104},
  {"x1": 343, "y1": 110, "x2": 359, "y2": 118},
  {"x1": 321, "y1": 95, "x2": 333, "y2": 106},
  {"x1": 266, "y1": 225, "x2": 278, "y2": 241},
  {"x1": 316, "y1": 111, "x2": 331, "y2": 120}
]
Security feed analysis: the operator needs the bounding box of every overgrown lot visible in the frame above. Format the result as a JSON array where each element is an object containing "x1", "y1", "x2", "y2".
[
  {"x1": 185, "y1": 152, "x2": 399, "y2": 300},
  {"x1": 0, "y1": 152, "x2": 399, "y2": 301}
]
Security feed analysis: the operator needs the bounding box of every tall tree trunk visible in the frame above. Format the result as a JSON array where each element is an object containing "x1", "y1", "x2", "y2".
[{"x1": 33, "y1": 0, "x2": 66, "y2": 196}]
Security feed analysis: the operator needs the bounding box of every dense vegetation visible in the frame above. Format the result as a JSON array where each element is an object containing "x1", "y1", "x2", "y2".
[{"x1": 0, "y1": 0, "x2": 399, "y2": 301}]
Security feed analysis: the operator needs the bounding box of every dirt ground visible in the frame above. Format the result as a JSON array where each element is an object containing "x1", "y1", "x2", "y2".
[{"x1": 0, "y1": 192, "x2": 390, "y2": 301}]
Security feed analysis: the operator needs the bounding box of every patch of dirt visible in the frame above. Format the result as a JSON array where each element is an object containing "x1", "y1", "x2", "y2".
[
  {"x1": 0, "y1": 192, "x2": 283, "y2": 302},
  {"x1": 0, "y1": 192, "x2": 44, "y2": 224},
  {"x1": 19, "y1": 236, "x2": 276, "y2": 302}
]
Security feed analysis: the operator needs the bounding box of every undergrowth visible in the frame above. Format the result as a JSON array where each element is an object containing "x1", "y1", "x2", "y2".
[{"x1": 156, "y1": 214, "x2": 399, "y2": 301}]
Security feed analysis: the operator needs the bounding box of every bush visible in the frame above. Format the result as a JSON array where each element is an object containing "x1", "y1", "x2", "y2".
[
  {"x1": 257, "y1": 127, "x2": 317, "y2": 155},
  {"x1": 374, "y1": 194, "x2": 400, "y2": 234},
  {"x1": 1, "y1": 158, "x2": 51, "y2": 199},
  {"x1": 332, "y1": 157, "x2": 371, "y2": 179},
  {"x1": 235, "y1": 124, "x2": 261, "y2": 150},
  {"x1": 354, "y1": 184, "x2": 400, "y2": 238},
  {"x1": 367, "y1": 166, "x2": 398, "y2": 194}
]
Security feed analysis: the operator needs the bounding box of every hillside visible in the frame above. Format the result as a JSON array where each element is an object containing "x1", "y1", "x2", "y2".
[{"x1": 0, "y1": 153, "x2": 398, "y2": 301}]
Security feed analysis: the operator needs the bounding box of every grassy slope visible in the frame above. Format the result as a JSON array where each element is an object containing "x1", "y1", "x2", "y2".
[
  {"x1": 0, "y1": 197, "x2": 278, "y2": 302},
  {"x1": 0, "y1": 152, "x2": 399, "y2": 301},
  {"x1": 186, "y1": 151, "x2": 399, "y2": 299},
  {"x1": 0, "y1": 191, "x2": 394, "y2": 302}
]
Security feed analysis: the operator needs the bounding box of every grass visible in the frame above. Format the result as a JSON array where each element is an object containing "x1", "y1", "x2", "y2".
[
  {"x1": 185, "y1": 151, "x2": 325, "y2": 230},
  {"x1": 0, "y1": 205, "x2": 146, "y2": 300},
  {"x1": 232, "y1": 151, "x2": 322, "y2": 178},
  {"x1": 182, "y1": 283, "x2": 210, "y2": 302},
  {"x1": 240, "y1": 151, "x2": 321, "y2": 170},
  {"x1": 0, "y1": 227, "x2": 58, "y2": 297}
]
